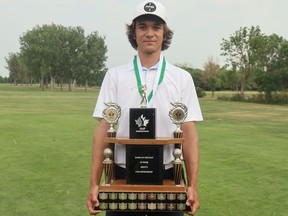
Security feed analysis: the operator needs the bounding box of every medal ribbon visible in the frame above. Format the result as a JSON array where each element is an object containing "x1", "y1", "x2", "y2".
[{"x1": 133, "y1": 55, "x2": 166, "y2": 104}]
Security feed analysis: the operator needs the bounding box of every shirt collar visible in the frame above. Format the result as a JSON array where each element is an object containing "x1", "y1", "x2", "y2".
[
  {"x1": 128, "y1": 56, "x2": 170, "y2": 71},
  {"x1": 142, "y1": 62, "x2": 159, "y2": 71}
]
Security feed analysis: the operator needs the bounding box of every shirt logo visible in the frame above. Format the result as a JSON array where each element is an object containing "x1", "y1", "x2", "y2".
[{"x1": 144, "y1": 2, "x2": 156, "y2": 12}]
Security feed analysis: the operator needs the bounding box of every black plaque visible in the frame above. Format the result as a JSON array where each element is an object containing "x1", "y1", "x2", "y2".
[
  {"x1": 129, "y1": 108, "x2": 155, "y2": 139},
  {"x1": 126, "y1": 145, "x2": 163, "y2": 185}
]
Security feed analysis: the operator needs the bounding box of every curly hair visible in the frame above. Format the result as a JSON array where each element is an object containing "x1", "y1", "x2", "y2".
[{"x1": 126, "y1": 15, "x2": 174, "y2": 51}]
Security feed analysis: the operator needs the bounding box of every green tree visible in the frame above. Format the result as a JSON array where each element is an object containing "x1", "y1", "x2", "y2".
[
  {"x1": 177, "y1": 64, "x2": 204, "y2": 88},
  {"x1": 279, "y1": 40, "x2": 288, "y2": 90},
  {"x1": 254, "y1": 34, "x2": 287, "y2": 94},
  {"x1": 221, "y1": 26, "x2": 263, "y2": 95},
  {"x1": 40, "y1": 24, "x2": 67, "y2": 90},
  {"x1": 18, "y1": 24, "x2": 108, "y2": 91},
  {"x1": 61, "y1": 26, "x2": 86, "y2": 91},
  {"x1": 201, "y1": 57, "x2": 221, "y2": 97},
  {"x1": 177, "y1": 64, "x2": 206, "y2": 97},
  {"x1": 217, "y1": 67, "x2": 237, "y2": 90},
  {"x1": 20, "y1": 25, "x2": 50, "y2": 89},
  {"x1": 77, "y1": 31, "x2": 107, "y2": 90},
  {"x1": 5, "y1": 53, "x2": 25, "y2": 85}
]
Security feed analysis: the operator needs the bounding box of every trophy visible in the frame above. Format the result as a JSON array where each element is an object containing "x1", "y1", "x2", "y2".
[
  {"x1": 96, "y1": 101, "x2": 191, "y2": 212},
  {"x1": 103, "y1": 148, "x2": 113, "y2": 185},
  {"x1": 173, "y1": 148, "x2": 183, "y2": 185},
  {"x1": 169, "y1": 102, "x2": 187, "y2": 185},
  {"x1": 127, "y1": 85, "x2": 159, "y2": 184},
  {"x1": 140, "y1": 85, "x2": 148, "y2": 108},
  {"x1": 102, "y1": 102, "x2": 121, "y2": 138},
  {"x1": 102, "y1": 102, "x2": 121, "y2": 184},
  {"x1": 169, "y1": 102, "x2": 188, "y2": 139}
]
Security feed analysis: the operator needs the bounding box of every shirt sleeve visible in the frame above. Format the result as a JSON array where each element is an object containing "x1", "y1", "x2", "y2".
[
  {"x1": 92, "y1": 69, "x2": 117, "y2": 119},
  {"x1": 181, "y1": 70, "x2": 203, "y2": 122}
]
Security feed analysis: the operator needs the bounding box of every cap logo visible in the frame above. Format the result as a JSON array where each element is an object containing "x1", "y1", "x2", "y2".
[{"x1": 144, "y1": 2, "x2": 156, "y2": 12}]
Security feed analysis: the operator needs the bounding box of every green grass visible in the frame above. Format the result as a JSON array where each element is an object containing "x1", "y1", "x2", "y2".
[
  {"x1": 0, "y1": 86, "x2": 288, "y2": 216},
  {"x1": 198, "y1": 96, "x2": 288, "y2": 215},
  {"x1": 0, "y1": 85, "x2": 97, "y2": 216}
]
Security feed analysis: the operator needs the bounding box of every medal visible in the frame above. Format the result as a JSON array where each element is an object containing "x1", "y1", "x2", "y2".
[{"x1": 133, "y1": 55, "x2": 166, "y2": 106}]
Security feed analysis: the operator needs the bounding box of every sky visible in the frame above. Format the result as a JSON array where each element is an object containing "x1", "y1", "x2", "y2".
[{"x1": 0, "y1": 0, "x2": 287, "y2": 77}]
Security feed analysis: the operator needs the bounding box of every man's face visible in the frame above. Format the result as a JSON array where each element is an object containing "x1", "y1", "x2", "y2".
[{"x1": 135, "y1": 18, "x2": 165, "y2": 55}]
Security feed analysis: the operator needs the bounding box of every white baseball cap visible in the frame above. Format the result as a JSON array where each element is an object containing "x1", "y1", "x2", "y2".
[{"x1": 132, "y1": 1, "x2": 167, "y2": 23}]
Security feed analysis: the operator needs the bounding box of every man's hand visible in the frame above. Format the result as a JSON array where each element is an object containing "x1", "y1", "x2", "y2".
[
  {"x1": 186, "y1": 186, "x2": 200, "y2": 215},
  {"x1": 87, "y1": 185, "x2": 102, "y2": 215}
]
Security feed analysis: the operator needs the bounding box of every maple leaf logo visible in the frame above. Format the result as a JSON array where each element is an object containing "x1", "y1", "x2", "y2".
[
  {"x1": 135, "y1": 114, "x2": 149, "y2": 128},
  {"x1": 142, "y1": 115, "x2": 149, "y2": 127},
  {"x1": 135, "y1": 118, "x2": 142, "y2": 127}
]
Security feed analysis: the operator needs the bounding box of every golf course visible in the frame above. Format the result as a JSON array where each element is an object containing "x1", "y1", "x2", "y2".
[{"x1": 0, "y1": 85, "x2": 287, "y2": 216}]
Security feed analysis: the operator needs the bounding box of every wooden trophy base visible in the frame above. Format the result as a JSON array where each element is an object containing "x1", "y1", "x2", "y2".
[
  {"x1": 96, "y1": 179, "x2": 190, "y2": 212},
  {"x1": 95, "y1": 137, "x2": 189, "y2": 212}
]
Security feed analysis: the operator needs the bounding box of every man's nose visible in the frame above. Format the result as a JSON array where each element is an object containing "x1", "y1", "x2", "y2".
[{"x1": 145, "y1": 27, "x2": 154, "y2": 37}]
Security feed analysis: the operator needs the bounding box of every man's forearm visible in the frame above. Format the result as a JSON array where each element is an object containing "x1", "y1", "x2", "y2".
[
  {"x1": 182, "y1": 121, "x2": 199, "y2": 189},
  {"x1": 89, "y1": 119, "x2": 110, "y2": 188}
]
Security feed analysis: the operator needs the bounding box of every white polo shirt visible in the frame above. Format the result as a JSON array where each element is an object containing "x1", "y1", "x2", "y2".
[{"x1": 93, "y1": 56, "x2": 203, "y2": 167}]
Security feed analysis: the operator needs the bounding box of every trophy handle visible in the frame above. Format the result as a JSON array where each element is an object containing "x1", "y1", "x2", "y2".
[
  {"x1": 103, "y1": 148, "x2": 114, "y2": 185},
  {"x1": 174, "y1": 124, "x2": 183, "y2": 139},
  {"x1": 172, "y1": 148, "x2": 183, "y2": 185}
]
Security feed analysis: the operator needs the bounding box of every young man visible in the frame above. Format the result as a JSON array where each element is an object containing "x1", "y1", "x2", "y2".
[{"x1": 87, "y1": 1, "x2": 203, "y2": 216}]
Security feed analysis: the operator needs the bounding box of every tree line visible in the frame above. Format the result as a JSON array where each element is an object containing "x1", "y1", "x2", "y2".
[
  {"x1": 4, "y1": 23, "x2": 107, "y2": 91},
  {"x1": 180, "y1": 26, "x2": 287, "y2": 99},
  {"x1": 2, "y1": 24, "x2": 288, "y2": 97}
]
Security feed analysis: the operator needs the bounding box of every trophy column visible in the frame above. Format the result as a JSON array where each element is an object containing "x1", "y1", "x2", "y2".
[
  {"x1": 169, "y1": 102, "x2": 188, "y2": 185},
  {"x1": 173, "y1": 148, "x2": 183, "y2": 185},
  {"x1": 102, "y1": 102, "x2": 121, "y2": 185},
  {"x1": 103, "y1": 148, "x2": 113, "y2": 185}
]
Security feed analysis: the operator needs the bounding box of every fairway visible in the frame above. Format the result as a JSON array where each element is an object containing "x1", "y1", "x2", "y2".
[{"x1": 0, "y1": 86, "x2": 287, "y2": 216}]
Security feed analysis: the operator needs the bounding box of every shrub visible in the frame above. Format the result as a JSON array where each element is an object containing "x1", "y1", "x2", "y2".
[
  {"x1": 196, "y1": 87, "x2": 206, "y2": 98},
  {"x1": 218, "y1": 92, "x2": 288, "y2": 104}
]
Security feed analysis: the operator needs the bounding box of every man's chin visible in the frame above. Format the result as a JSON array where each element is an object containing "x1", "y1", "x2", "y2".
[{"x1": 142, "y1": 48, "x2": 159, "y2": 55}]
